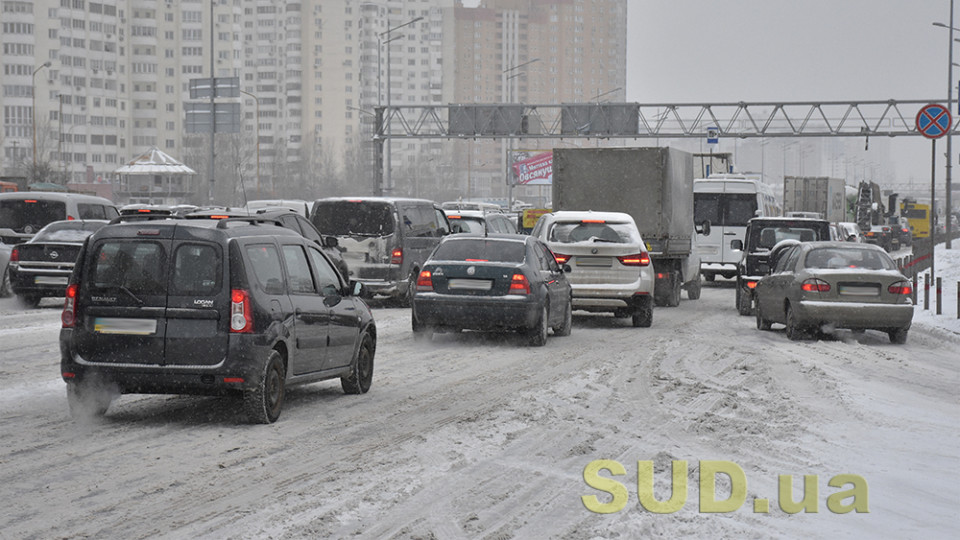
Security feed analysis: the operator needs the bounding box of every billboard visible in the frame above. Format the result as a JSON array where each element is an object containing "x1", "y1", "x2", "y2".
[{"x1": 511, "y1": 150, "x2": 553, "y2": 186}]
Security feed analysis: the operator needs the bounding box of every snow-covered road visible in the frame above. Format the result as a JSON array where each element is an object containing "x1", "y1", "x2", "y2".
[{"x1": 0, "y1": 277, "x2": 956, "y2": 539}]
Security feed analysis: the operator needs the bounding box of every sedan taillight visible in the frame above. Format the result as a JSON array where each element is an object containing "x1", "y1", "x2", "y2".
[
  {"x1": 617, "y1": 252, "x2": 650, "y2": 267},
  {"x1": 61, "y1": 283, "x2": 79, "y2": 328},
  {"x1": 230, "y1": 289, "x2": 253, "y2": 333},
  {"x1": 508, "y1": 274, "x2": 531, "y2": 295},
  {"x1": 416, "y1": 270, "x2": 433, "y2": 291},
  {"x1": 801, "y1": 278, "x2": 831, "y2": 292},
  {"x1": 888, "y1": 281, "x2": 912, "y2": 295}
]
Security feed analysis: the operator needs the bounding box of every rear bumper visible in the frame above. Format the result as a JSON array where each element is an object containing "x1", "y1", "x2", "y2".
[
  {"x1": 413, "y1": 293, "x2": 539, "y2": 330},
  {"x1": 570, "y1": 278, "x2": 653, "y2": 308},
  {"x1": 796, "y1": 301, "x2": 914, "y2": 330},
  {"x1": 9, "y1": 267, "x2": 71, "y2": 297},
  {"x1": 59, "y1": 330, "x2": 276, "y2": 395}
]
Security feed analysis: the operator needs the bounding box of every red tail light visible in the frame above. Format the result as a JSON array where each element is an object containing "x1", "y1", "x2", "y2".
[
  {"x1": 801, "y1": 278, "x2": 831, "y2": 292},
  {"x1": 416, "y1": 270, "x2": 433, "y2": 291},
  {"x1": 390, "y1": 249, "x2": 403, "y2": 265},
  {"x1": 617, "y1": 252, "x2": 650, "y2": 267},
  {"x1": 552, "y1": 252, "x2": 571, "y2": 264},
  {"x1": 508, "y1": 273, "x2": 531, "y2": 295},
  {"x1": 61, "y1": 283, "x2": 79, "y2": 327},
  {"x1": 67, "y1": 215, "x2": 75, "y2": 220},
  {"x1": 9, "y1": 247, "x2": 18, "y2": 263},
  {"x1": 230, "y1": 289, "x2": 253, "y2": 333},
  {"x1": 746, "y1": 280, "x2": 757, "y2": 289},
  {"x1": 888, "y1": 282, "x2": 912, "y2": 295}
]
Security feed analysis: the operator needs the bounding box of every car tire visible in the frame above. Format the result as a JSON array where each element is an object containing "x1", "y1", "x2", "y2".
[
  {"x1": 411, "y1": 310, "x2": 433, "y2": 342},
  {"x1": 784, "y1": 304, "x2": 803, "y2": 341},
  {"x1": 0, "y1": 267, "x2": 11, "y2": 298},
  {"x1": 755, "y1": 301, "x2": 771, "y2": 330},
  {"x1": 632, "y1": 298, "x2": 653, "y2": 328},
  {"x1": 553, "y1": 298, "x2": 572, "y2": 337},
  {"x1": 342, "y1": 333, "x2": 375, "y2": 394},
  {"x1": 16, "y1": 294, "x2": 41, "y2": 309},
  {"x1": 686, "y1": 274, "x2": 702, "y2": 300},
  {"x1": 527, "y1": 304, "x2": 549, "y2": 347},
  {"x1": 399, "y1": 270, "x2": 417, "y2": 308},
  {"x1": 66, "y1": 382, "x2": 114, "y2": 419},
  {"x1": 736, "y1": 286, "x2": 753, "y2": 316},
  {"x1": 888, "y1": 327, "x2": 909, "y2": 344},
  {"x1": 244, "y1": 349, "x2": 286, "y2": 424}
]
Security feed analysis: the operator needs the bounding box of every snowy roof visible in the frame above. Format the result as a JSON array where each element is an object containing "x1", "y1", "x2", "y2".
[{"x1": 114, "y1": 147, "x2": 196, "y2": 175}]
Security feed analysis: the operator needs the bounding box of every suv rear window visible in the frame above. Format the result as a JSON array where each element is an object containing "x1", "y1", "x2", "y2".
[
  {"x1": 548, "y1": 222, "x2": 639, "y2": 244},
  {"x1": 90, "y1": 241, "x2": 167, "y2": 295},
  {"x1": 312, "y1": 201, "x2": 395, "y2": 236},
  {"x1": 171, "y1": 244, "x2": 221, "y2": 295},
  {"x1": 0, "y1": 199, "x2": 66, "y2": 233},
  {"x1": 432, "y1": 238, "x2": 526, "y2": 263}
]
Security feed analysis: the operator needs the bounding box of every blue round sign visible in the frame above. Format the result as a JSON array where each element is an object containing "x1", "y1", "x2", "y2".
[{"x1": 916, "y1": 104, "x2": 952, "y2": 139}]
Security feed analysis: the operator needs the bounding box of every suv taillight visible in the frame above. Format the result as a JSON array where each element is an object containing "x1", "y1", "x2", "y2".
[
  {"x1": 416, "y1": 270, "x2": 433, "y2": 291},
  {"x1": 9, "y1": 247, "x2": 18, "y2": 263},
  {"x1": 508, "y1": 274, "x2": 531, "y2": 295},
  {"x1": 61, "y1": 283, "x2": 79, "y2": 328},
  {"x1": 801, "y1": 278, "x2": 831, "y2": 292},
  {"x1": 552, "y1": 253, "x2": 571, "y2": 264},
  {"x1": 230, "y1": 289, "x2": 253, "y2": 333},
  {"x1": 390, "y1": 249, "x2": 403, "y2": 265},
  {"x1": 617, "y1": 252, "x2": 650, "y2": 267}
]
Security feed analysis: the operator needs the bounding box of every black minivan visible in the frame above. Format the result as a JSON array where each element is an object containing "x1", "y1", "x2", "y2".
[{"x1": 59, "y1": 215, "x2": 376, "y2": 423}]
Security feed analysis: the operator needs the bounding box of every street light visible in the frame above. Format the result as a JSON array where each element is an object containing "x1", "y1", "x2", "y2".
[
  {"x1": 240, "y1": 90, "x2": 261, "y2": 197},
  {"x1": 32, "y1": 61, "x2": 51, "y2": 175},
  {"x1": 379, "y1": 16, "x2": 423, "y2": 195},
  {"x1": 502, "y1": 58, "x2": 540, "y2": 211},
  {"x1": 934, "y1": 7, "x2": 956, "y2": 247}
]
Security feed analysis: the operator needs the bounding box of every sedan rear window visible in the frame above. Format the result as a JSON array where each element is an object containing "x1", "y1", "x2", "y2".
[
  {"x1": 432, "y1": 238, "x2": 526, "y2": 263},
  {"x1": 548, "y1": 222, "x2": 638, "y2": 244},
  {"x1": 804, "y1": 248, "x2": 895, "y2": 271}
]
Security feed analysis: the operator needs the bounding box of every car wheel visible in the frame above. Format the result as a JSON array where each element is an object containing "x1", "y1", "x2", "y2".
[
  {"x1": 755, "y1": 301, "x2": 771, "y2": 330},
  {"x1": 632, "y1": 297, "x2": 653, "y2": 328},
  {"x1": 784, "y1": 304, "x2": 803, "y2": 341},
  {"x1": 66, "y1": 382, "x2": 114, "y2": 419},
  {"x1": 399, "y1": 270, "x2": 417, "y2": 308},
  {"x1": 686, "y1": 274, "x2": 702, "y2": 300},
  {"x1": 342, "y1": 333, "x2": 375, "y2": 394},
  {"x1": 0, "y1": 267, "x2": 11, "y2": 298},
  {"x1": 553, "y1": 298, "x2": 572, "y2": 336},
  {"x1": 736, "y1": 286, "x2": 753, "y2": 316},
  {"x1": 244, "y1": 349, "x2": 286, "y2": 424},
  {"x1": 16, "y1": 294, "x2": 41, "y2": 309},
  {"x1": 527, "y1": 304, "x2": 549, "y2": 346},
  {"x1": 411, "y1": 310, "x2": 433, "y2": 342},
  {"x1": 888, "y1": 327, "x2": 909, "y2": 344}
]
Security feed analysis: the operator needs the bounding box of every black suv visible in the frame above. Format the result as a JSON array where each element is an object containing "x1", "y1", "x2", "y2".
[
  {"x1": 732, "y1": 217, "x2": 831, "y2": 315},
  {"x1": 59, "y1": 215, "x2": 376, "y2": 423}
]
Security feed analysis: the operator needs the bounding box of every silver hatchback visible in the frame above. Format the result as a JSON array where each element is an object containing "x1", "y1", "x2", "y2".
[{"x1": 532, "y1": 211, "x2": 655, "y2": 327}]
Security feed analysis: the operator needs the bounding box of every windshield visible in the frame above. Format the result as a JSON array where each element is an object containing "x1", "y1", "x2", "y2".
[
  {"x1": 548, "y1": 221, "x2": 639, "y2": 244},
  {"x1": 432, "y1": 238, "x2": 526, "y2": 263},
  {"x1": 804, "y1": 247, "x2": 895, "y2": 271},
  {"x1": 0, "y1": 199, "x2": 66, "y2": 233},
  {"x1": 312, "y1": 201, "x2": 396, "y2": 236},
  {"x1": 694, "y1": 193, "x2": 758, "y2": 227}
]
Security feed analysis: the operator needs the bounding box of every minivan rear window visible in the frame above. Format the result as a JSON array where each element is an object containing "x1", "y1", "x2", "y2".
[
  {"x1": 171, "y1": 244, "x2": 221, "y2": 295},
  {"x1": 90, "y1": 241, "x2": 167, "y2": 295},
  {"x1": 0, "y1": 199, "x2": 66, "y2": 233},
  {"x1": 312, "y1": 201, "x2": 395, "y2": 236}
]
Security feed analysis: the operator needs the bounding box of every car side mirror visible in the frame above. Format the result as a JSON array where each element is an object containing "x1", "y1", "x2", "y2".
[
  {"x1": 323, "y1": 236, "x2": 339, "y2": 248},
  {"x1": 731, "y1": 239, "x2": 743, "y2": 251},
  {"x1": 697, "y1": 220, "x2": 712, "y2": 236},
  {"x1": 349, "y1": 280, "x2": 366, "y2": 298}
]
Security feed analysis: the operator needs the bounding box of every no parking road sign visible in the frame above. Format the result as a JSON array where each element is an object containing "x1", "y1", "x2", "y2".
[{"x1": 916, "y1": 104, "x2": 952, "y2": 139}]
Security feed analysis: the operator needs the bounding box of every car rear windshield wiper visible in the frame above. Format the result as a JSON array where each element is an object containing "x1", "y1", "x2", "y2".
[{"x1": 102, "y1": 284, "x2": 144, "y2": 306}]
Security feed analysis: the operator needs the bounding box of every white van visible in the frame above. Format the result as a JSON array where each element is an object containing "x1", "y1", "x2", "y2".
[
  {"x1": 0, "y1": 191, "x2": 119, "y2": 245},
  {"x1": 693, "y1": 174, "x2": 780, "y2": 281}
]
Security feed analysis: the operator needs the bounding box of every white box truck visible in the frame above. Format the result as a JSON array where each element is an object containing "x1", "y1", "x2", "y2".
[{"x1": 782, "y1": 176, "x2": 847, "y2": 223}]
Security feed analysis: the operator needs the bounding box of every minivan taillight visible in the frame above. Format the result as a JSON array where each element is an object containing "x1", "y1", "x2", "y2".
[
  {"x1": 508, "y1": 274, "x2": 531, "y2": 295},
  {"x1": 416, "y1": 270, "x2": 433, "y2": 291},
  {"x1": 618, "y1": 253, "x2": 650, "y2": 267},
  {"x1": 391, "y1": 249, "x2": 403, "y2": 265},
  {"x1": 230, "y1": 289, "x2": 253, "y2": 333},
  {"x1": 61, "y1": 283, "x2": 79, "y2": 328}
]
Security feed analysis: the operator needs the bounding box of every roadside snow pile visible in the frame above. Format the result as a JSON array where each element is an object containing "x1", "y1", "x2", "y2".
[{"x1": 912, "y1": 245, "x2": 960, "y2": 336}]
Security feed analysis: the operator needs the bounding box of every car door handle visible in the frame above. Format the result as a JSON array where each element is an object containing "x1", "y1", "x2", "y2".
[{"x1": 724, "y1": 232, "x2": 736, "y2": 235}]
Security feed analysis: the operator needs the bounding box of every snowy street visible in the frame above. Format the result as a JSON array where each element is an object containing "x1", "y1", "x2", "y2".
[{"x1": 0, "y1": 271, "x2": 957, "y2": 539}]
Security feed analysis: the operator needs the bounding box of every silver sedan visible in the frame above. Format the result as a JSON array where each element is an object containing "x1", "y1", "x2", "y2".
[{"x1": 754, "y1": 242, "x2": 914, "y2": 343}]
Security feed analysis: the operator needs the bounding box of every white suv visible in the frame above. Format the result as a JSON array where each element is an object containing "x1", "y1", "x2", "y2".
[{"x1": 532, "y1": 211, "x2": 655, "y2": 327}]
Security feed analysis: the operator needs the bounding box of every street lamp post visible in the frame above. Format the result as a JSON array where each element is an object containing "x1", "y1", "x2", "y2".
[
  {"x1": 240, "y1": 90, "x2": 261, "y2": 197},
  {"x1": 934, "y1": 5, "x2": 956, "y2": 248},
  {"x1": 31, "y1": 61, "x2": 52, "y2": 177},
  {"x1": 379, "y1": 16, "x2": 423, "y2": 196},
  {"x1": 502, "y1": 58, "x2": 540, "y2": 211}
]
